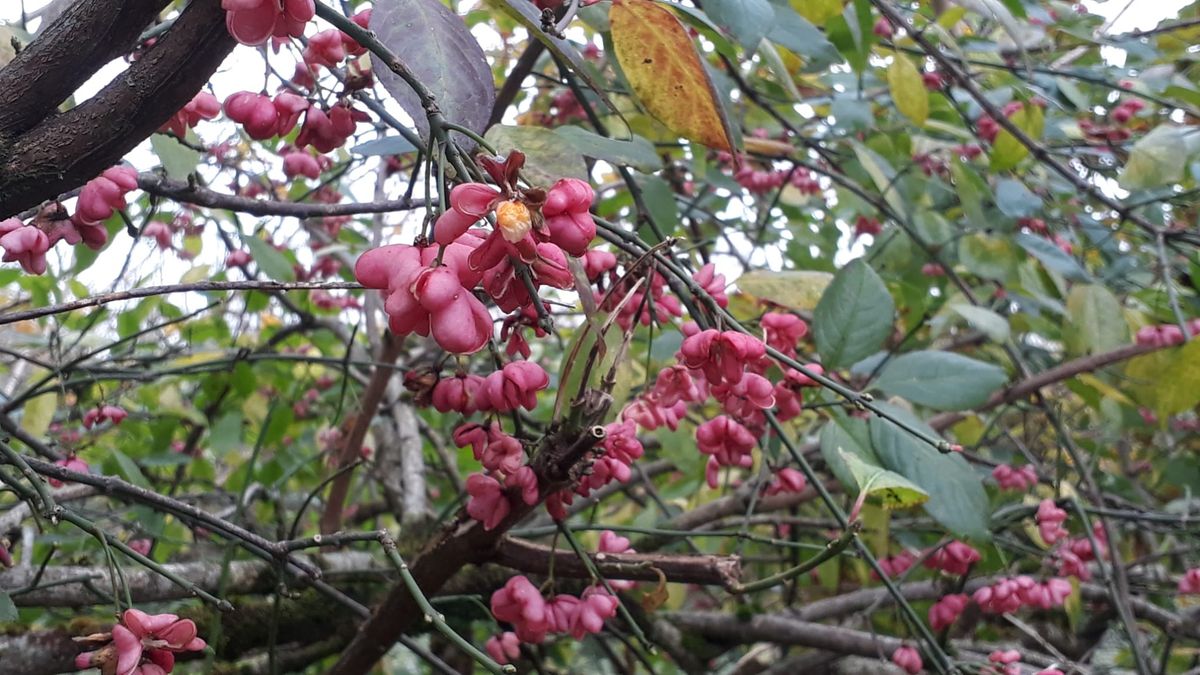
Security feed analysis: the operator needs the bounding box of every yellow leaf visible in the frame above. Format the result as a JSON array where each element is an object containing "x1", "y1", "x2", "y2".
[
  {"x1": 610, "y1": 0, "x2": 735, "y2": 152},
  {"x1": 21, "y1": 391, "x2": 57, "y2": 440},
  {"x1": 1076, "y1": 373, "x2": 1133, "y2": 406},
  {"x1": 887, "y1": 55, "x2": 928, "y2": 126},
  {"x1": 1124, "y1": 339, "x2": 1200, "y2": 416},
  {"x1": 792, "y1": 0, "x2": 843, "y2": 26},
  {"x1": 990, "y1": 102, "x2": 1044, "y2": 170},
  {"x1": 736, "y1": 270, "x2": 833, "y2": 311}
]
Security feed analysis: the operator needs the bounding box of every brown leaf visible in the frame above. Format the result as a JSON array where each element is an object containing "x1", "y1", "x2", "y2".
[
  {"x1": 640, "y1": 566, "x2": 670, "y2": 611},
  {"x1": 610, "y1": 0, "x2": 735, "y2": 153}
]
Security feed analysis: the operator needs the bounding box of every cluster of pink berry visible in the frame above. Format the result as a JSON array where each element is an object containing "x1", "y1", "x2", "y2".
[
  {"x1": 1079, "y1": 98, "x2": 1145, "y2": 143},
  {"x1": 47, "y1": 405, "x2": 130, "y2": 487},
  {"x1": 613, "y1": 313, "x2": 821, "y2": 491},
  {"x1": 75, "y1": 609, "x2": 206, "y2": 675},
  {"x1": 991, "y1": 463, "x2": 1038, "y2": 491},
  {"x1": 1135, "y1": 319, "x2": 1199, "y2": 348},
  {"x1": 1035, "y1": 498, "x2": 1069, "y2": 545},
  {"x1": 0, "y1": 166, "x2": 140, "y2": 275},
  {"x1": 222, "y1": 0, "x2": 314, "y2": 46},
  {"x1": 972, "y1": 575, "x2": 1073, "y2": 614},
  {"x1": 591, "y1": 259, "x2": 685, "y2": 330},
  {"x1": 524, "y1": 89, "x2": 589, "y2": 128},
  {"x1": 893, "y1": 644, "x2": 1064, "y2": 674},
  {"x1": 874, "y1": 540, "x2": 980, "y2": 581},
  {"x1": 1180, "y1": 568, "x2": 1200, "y2": 594},
  {"x1": 355, "y1": 152, "x2": 594, "y2": 355},
  {"x1": 1028, "y1": 499, "x2": 1110, "y2": 582},
  {"x1": 714, "y1": 146, "x2": 822, "y2": 196},
  {"x1": 160, "y1": 92, "x2": 221, "y2": 138},
  {"x1": 487, "y1": 568, "x2": 620, "y2": 664},
  {"x1": 977, "y1": 101, "x2": 1029, "y2": 144}
]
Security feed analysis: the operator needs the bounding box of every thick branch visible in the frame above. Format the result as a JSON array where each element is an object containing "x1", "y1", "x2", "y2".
[
  {"x1": 666, "y1": 611, "x2": 902, "y2": 661},
  {"x1": 320, "y1": 333, "x2": 403, "y2": 534},
  {"x1": 0, "y1": 0, "x2": 171, "y2": 140},
  {"x1": 0, "y1": 0, "x2": 236, "y2": 218},
  {"x1": 0, "y1": 630, "x2": 77, "y2": 675},
  {"x1": 494, "y1": 536, "x2": 742, "y2": 590},
  {"x1": 327, "y1": 395, "x2": 611, "y2": 675}
]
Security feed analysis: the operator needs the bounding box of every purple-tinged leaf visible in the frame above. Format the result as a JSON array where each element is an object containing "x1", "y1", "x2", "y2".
[{"x1": 374, "y1": 0, "x2": 496, "y2": 146}]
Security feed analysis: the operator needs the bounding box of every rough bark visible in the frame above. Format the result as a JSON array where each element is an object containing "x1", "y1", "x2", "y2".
[
  {"x1": 0, "y1": 0, "x2": 236, "y2": 219},
  {"x1": 0, "y1": 0, "x2": 172, "y2": 140}
]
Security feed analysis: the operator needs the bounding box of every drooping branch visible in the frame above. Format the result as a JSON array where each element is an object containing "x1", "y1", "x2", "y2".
[
  {"x1": 0, "y1": 0, "x2": 236, "y2": 218},
  {"x1": 0, "y1": 0, "x2": 172, "y2": 141}
]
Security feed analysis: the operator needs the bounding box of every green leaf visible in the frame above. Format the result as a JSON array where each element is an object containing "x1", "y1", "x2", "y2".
[
  {"x1": 874, "y1": 350, "x2": 1008, "y2": 411},
  {"x1": 813, "y1": 259, "x2": 894, "y2": 368},
  {"x1": 959, "y1": 232, "x2": 1019, "y2": 283},
  {"x1": 209, "y1": 412, "x2": 244, "y2": 459},
  {"x1": 485, "y1": 125, "x2": 587, "y2": 186},
  {"x1": 1016, "y1": 232, "x2": 1091, "y2": 281},
  {"x1": 20, "y1": 391, "x2": 57, "y2": 440},
  {"x1": 704, "y1": 0, "x2": 774, "y2": 51},
  {"x1": 792, "y1": 0, "x2": 843, "y2": 25},
  {"x1": 1119, "y1": 125, "x2": 1191, "y2": 190},
  {"x1": 851, "y1": 141, "x2": 906, "y2": 220},
  {"x1": 887, "y1": 55, "x2": 928, "y2": 126},
  {"x1": 912, "y1": 211, "x2": 955, "y2": 247},
  {"x1": 949, "y1": 159, "x2": 991, "y2": 230},
  {"x1": 635, "y1": 174, "x2": 679, "y2": 244},
  {"x1": 351, "y1": 135, "x2": 417, "y2": 156},
  {"x1": 554, "y1": 313, "x2": 624, "y2": 416},
  {"x1": 819, "y1": 414, "x2": 881, "y2": 496},
  {"x1": 831, "y1": 95, "x2": 872, "y2": 132},
  {"x1": 995, "y1": 178, "x2": 1040, "y2": 218},
  {"x1": 180, "y1": 264, "x2": 211, "y2": 284},
  {"x1": 1125, "y1": 338, "x2": 1200, "y2": 417},
  {"x1": 374, "y1": 0, "x2": 495, "y2": 144},
  {"x1": 949, "y1": 303, "x2": 1010, "y2": 343},
  {"x1": 735, "y1": 270, "x2": 832, "y2": 311},
  {"x1": 0, "y1": 590, "x2": 16, "y2": 621},
  {"x1": 241, "y1": 235, "x2": 296, "y2": 282},
  {"x1": 109, "y1": 449, "x2": 151, "y2": 489},
  {"x1": 838, "y1": 448, "x2": 929, "y2": 510},
  {"x1": 1064, "y1": 284, "x2": 1128, "y2": 356},
  {"x1": 554, "y1": 126, "x2": 661, "y2": 172},
  {"x1": 767, "y1": 2, "x2": 840, "y2": 69},
  {"x1": 151, "y1": 133, "x2": 201, "y2": 181},
  {"x1": 990, "y1": 102, "x2": 1043, "y2": 171},
  {"x1": 868, "y1": 405, "x2": 991, "y2": 540}
]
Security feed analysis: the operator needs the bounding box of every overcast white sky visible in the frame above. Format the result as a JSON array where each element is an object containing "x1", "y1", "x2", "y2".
[{"x1": 0, "y1": 0, "x2": 1191, "y2": 302}]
